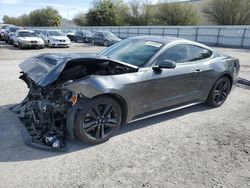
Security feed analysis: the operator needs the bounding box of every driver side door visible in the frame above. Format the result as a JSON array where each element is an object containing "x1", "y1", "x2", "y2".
[{"x1": 142, "y1": 44, "x2": 204, "y2": 113}]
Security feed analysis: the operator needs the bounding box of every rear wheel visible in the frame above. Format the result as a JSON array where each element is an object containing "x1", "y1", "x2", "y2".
[
  {"x1": 206, "y1": 76, "x2": 231, "y2": 107},
  {"x1": 75, "y1": 96, "x2": 122, "y2": 145}
]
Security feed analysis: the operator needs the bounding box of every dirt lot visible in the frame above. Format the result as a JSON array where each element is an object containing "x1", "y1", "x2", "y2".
[{"x1": 0, "y1": 42, "x2": 250, "y2": 188}]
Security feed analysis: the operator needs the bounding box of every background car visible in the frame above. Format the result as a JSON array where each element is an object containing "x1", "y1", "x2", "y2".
[
  {"x1": 14, "y1": 36, "x2": 240, "y2": 150},
  {"x1": 40, "y1": 30, "x2": 71, "y2": 48},
  {"x1": 74, "y1": 30, "x2": 93, "y2": 43},
  {"x1": 92, "y1": 31, "x2": 121, "y2": 46},
  {"x1": 13, "y1": 30, "x2": 45, "y2": 49},
  {"x1": 4, "y1": 26, "x2": 22, "y2": 44},
  {"x1": 0, "y1": 24, "x2": 14, "y2": 41},
  {"x1": 32, "y1": 29, "x2": 43, "y2": 36},
  {"x1": 64, "y1": 29, "x2": 76, "y2": 41}
]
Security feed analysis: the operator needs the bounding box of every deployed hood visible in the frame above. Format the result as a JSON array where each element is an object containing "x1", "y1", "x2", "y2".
[{"x1": 19, "y1": 53, "x2": 138, "y2": 87}]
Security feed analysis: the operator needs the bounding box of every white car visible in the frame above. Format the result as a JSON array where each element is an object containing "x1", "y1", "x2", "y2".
[
  {"x1": 13, "y1": 30, "x2": 45, "y2": 49},
  {"x1": 40, "y1": 30, "x2": 71, "y2": 48}
]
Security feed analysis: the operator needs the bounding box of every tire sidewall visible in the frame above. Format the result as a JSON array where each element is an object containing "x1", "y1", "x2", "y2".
[
  {"x1": 206, "y1": 76, "x2": 231, "y2": 107},
  {"x1": 75, "y1": 96, "x2": 122, "y2": 145}
]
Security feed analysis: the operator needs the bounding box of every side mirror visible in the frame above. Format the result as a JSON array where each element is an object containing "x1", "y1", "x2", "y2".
[{"x1": 153, "y1": 60, "x2": 176, "y2": 71}]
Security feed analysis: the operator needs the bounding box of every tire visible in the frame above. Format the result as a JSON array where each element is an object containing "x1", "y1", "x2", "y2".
[
  {"x1": 75, "y1": 96, "x2": 122, "y2": 145},
  {"x1": 206, "y1": 76, "x2": 231, "y2": 107},
  {"x1": 48, "y1": 40, "x2": 52, "y2": 48},
  {"x1": 18, "y1": 42, "x2": 23, "y2": 49},
  {"x1": 104, "y1": 41, "x2": 108, "y2": 47}
]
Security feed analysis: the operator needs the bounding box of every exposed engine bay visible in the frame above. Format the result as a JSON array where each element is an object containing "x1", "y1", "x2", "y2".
[{"x1": 11, "y1": 54, "x2": 138, "y2": 150}]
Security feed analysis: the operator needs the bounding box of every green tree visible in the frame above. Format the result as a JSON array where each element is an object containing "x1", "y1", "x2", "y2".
[
  {"x1": 125, "y1": 0, "x2": 154, "y2": 26},
  {"x1": 29, "y1": 6, "x2": 61, "y2": 26},
  {"x1": 153, "y1": 1, "x2": 200, "y2": 25},
  {"x1": 86, "y1": 0, "x2": 128, "y2": 26},
  {"x1": 18, "y1": 14, "x2": 31, "y2": 26},
  {"x1": 3, "y1": 7, "x2": 61, "y2": 26},
  {"x1": 73, "y1": 13, "x2": 87, "y2": 26},
  {"x1": 3, "y1": 15, "x2": 17, "y2": 25},
  {"x1": 2, "y1": 14, "x2": 30, "y2": 26},
  {"x1": 203, "y1": 0, "x2": 250, "y2": 25}
]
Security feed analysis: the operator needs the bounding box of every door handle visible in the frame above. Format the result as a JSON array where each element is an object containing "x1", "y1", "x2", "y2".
[{"x1": 194, "y1": 69, "x2": 203, "y2": 72}]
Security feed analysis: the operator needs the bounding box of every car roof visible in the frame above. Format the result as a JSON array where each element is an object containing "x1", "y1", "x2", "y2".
[
  {"x1": 6, "y1": 26, "x2": 21, "y2": 29},
  {"x1": 17, "y1": 30, "x2": 34, "y2": 33},
  {"x1": 130, "y1": 36, "x2": 183, "y2": 45},
  {"x1": 46, "y1": 30, "x2": 61, "y2": 32}
]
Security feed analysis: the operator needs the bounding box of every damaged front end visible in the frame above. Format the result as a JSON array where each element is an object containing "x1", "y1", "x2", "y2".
[
  {"x1": 12, "y1": 53, "x2": 138, "y2": 150},
  {"x1": 11, "y1": 73, "x2": 77, "y2": 150}
]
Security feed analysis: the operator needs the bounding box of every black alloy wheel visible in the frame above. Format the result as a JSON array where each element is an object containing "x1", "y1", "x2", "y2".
[
  {"x1": 75, "y1": 96, "x2": 122, "y2": 144},
  {"x1": 206, "y1": 76, "x2": 231, "y2": 107}
]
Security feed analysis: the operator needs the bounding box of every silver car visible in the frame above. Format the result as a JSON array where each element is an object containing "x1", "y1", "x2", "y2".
[
  {"x1": 13, "y1": 30, "x2": 45, "y2": 49},
  {"x1": 40, "y1": 30, "x2": 71, "y2": 48}
]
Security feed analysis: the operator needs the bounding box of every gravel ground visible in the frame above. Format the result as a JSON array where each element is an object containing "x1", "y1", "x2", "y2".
[{"x1": 0, "y1": 42, "x2": 250, "y2": 188}]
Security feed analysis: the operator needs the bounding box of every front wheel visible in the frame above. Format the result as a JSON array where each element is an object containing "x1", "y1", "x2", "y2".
[
  {"x1": 75, "y1": 96, "x2": 122, "y2": 145},
  {"x1": 18, "y1": 42, "x2": 23, "y2": 49},
  {"x1": 48, "y1": 40, "x2": 52, "y2": 48},
  {"x1": 206, "y1": 76, "x2": 231, "y2": 107},
  {"x1": 104, "y1": 41, "x2": 108, "y2": 47}
]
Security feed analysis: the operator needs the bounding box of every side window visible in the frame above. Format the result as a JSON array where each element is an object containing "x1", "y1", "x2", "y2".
[
  {"x1": 156, "y1": 45, "x2": 189, "y2": 63},
  {"x1": 186, "y1": 45, "x2": 213, "y2": 62},
  {"x1": 156, "y1": 44, "x2": 213, "y2": 64},
  {"x1": 99, "y1": 33, "x2": 104, "y2": 37}
]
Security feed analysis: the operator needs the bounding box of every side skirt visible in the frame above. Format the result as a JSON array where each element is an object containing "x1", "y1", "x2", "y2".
[{"x1": 128, "y1": 101, "x2": 202, "y2": 123}]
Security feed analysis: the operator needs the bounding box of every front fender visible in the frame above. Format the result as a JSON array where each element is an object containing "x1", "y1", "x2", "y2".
[{"x1": 63, "y1": 75, "x2": 127, "y2": 100}]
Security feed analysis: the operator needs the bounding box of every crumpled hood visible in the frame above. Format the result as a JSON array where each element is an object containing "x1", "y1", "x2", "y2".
[{"x1": 19, "y1": 53, "x2": 138, "y2": 87}]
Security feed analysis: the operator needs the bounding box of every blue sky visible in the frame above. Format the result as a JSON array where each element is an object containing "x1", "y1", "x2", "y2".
[
  {"x1": 0, "y1": 0, "x2": 93, "y2": 21},
  {"x1": 0, "y1": 0, "x2": 186, "y2": 21}
]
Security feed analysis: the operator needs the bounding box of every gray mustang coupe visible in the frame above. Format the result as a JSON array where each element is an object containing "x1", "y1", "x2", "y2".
[{"x1": 12, "y1": 36, "x2": 240, "y2": 150}]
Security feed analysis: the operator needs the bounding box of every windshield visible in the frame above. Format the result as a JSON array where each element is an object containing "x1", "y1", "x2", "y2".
[
  {"x1": 10, "y1": 27, "x2": 20, "y2": 32},
  {"x1": 19, "y1": 32, "x2": 37, "y2": 37},
  {"x1": 100, "y1": 38, "x2": 163, "y2": 67},
  {"x1": 48, "y1": 31, "x2": 65, "y2": 36},
  {"x1": 103, "y1": 32, "x2": 115, "y2": 38},
  {"x1": 34, "y1": 30, "x2": 42, "y2": 34},
  {"x1": 2, "y1": 25, "x2": 10, "y2": 29},
  {"x1": 83, "y1": 31, "x2": 92, "y2": 35}
]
